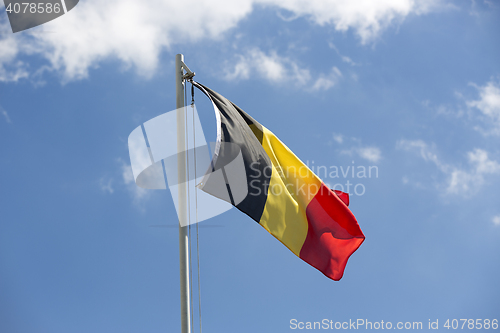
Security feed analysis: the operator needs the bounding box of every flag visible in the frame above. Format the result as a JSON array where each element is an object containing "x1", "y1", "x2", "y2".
[{"x1": 193, "y1": 82, "x2": 365, "y2": 281}]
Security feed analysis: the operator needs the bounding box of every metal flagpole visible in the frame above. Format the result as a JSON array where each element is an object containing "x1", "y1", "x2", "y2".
[{"x1": 176, "y1": 53, "x2": 194, "y2": 333}]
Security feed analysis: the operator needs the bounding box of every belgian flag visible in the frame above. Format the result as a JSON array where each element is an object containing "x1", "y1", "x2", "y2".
[{"x1": 194, "y1": 82, "x2": 365, "y2": 281}]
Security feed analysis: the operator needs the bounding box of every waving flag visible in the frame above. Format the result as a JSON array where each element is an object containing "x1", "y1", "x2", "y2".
[{"x1": 194, "y1": 82, "x2": 365, "y2": 281}]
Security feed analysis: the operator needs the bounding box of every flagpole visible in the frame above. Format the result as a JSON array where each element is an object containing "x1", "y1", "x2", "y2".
[{"x1": 176, "y1": 53, "x2": 191, "y2": 333}]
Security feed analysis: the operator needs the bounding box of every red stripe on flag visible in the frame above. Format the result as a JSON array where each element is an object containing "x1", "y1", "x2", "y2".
[
  {"x1": 300, "y1": 183, "x2": 365, "y2": 280},
  {"x1": 333, "y1": 190, "x2": 349, "y2": 206}
]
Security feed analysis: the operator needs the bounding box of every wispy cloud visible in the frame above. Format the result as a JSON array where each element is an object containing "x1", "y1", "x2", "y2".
[
  {"x1": 340, "y1": 146, "x2": 382, "y2": 163},
  {"x1": 356, "y1": 146, "x2": 382, "y2": 163},
  {"x1": 1, "y1": 105, "x2": 12, "y2": 123},
  {"x1": 332, "y1": 134, "x2": 382, "y2": 163},
  {"x1": 267, "y1": 0, "x2": 441, "y2": 44},
  {"x1": 224, "y1": 49, "x2": 311, "y2": 86},
  {"x1": 397, "y1": 139, "x2": 500, "y2": 196},
  {"x1": 447, "y1": 149, "x2": 500, "y2": 194},
  {"x1": 120, "y1": 158, "x2": 149, "y2": 204},
  {"x1": 98, "y1": 159, "x2": 150, "y2": 207},
  {"x1": 422, "y1": 99, "x2": 465, "y2": 118},
  {"x1": 493, "y1": 215, "x2": 500, "y2": 226},
  {"x1": 466, "y1": 79, "x2": 500, "y2": 135},
  {"x1": 0, "y1": 21, "x2": 29, "y2": 82},
  {"x1": 483, "y1": 0, "x2": 496, "y2": 9},
  {"x1": 469, "y1": 0, "x2": 496, "y2": 16},
  {"x1": 328, "y1": 42, "x2": 359, "y2": 66},
  {"x1": 332, "y1": 132, "x2": 344, "y2": 144},
  {"x1": 429, "y1": 78, "x2": 500, "y2": 135},
  {"x1": 224, "y1": 49, "x2": 343, "y2": 90},
  {"x1": 99, "y1": 177, "x2": 114, "y2": 194},
  {"x1": 396, "y1": 139, "x2": 442, "y2": 166},
  {"x1": 0, "y1": 0, "x2": 443, "y2": 82},
  {"x1": 310, "y1": 67, "x2": 342, "y2": 91}
]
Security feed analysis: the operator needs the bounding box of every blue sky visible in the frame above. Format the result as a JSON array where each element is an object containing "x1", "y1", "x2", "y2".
[{"x1": 1, "y1": 0, "x2": 499, "y2": 332}]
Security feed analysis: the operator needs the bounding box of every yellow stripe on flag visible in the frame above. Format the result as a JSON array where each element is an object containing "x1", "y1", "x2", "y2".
[{"x1": 258, "y1": 127, "x2": 323, "y2": 256}]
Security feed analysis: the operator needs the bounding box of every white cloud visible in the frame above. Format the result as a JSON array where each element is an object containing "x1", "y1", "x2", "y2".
[
  {"x1": 397, "y1": 139, "x2": 442, "y2": 167},
  {"x1": 0, "y1": 0, "x2": 442, "y2": 82},
  {"x1": 224, "y1": 49, "x2": 311, "y2": 86},
  {"x1": 397, "y1": 140, "x2": 500, "y2": 196},
  {"x1": 447, "y1": 149, "x2": 500, "y2": 194},
  {"x1": 333, "y1": 133, "x2": 382, "y2": 163},
  {"x1": 466, "y1": 79, "x2": 500, "y2": 135},
  {"x1": 225, "y1": 50, "x2": 344, "y2": 91},
  {"x1": 2, "y1": 0, "x2": 255, "y2": 81},
  {"x1": 427, "y1": 79, "x2": 500, "y2": 134},
  {"x1": 423, "y1": 98, "x2": 465, "y2": 118},
  {"x1": 483, "y1": 0, "x2": 495, "y2": 9},
  {"x1": 1, "y1": 105, "x2": 12, "y2": 123},
  {"x1": 99, "y1": 177, "x2": 114, "y2": 194},
  {"x1": 328, "y1": 42, "x2": 359, "y2": 66},
  {"x1": 356, "y1": 146, "x2": 382, "y2": 163},
  {"x1": 224, "y1": 55, "x2": 251, "y2": 81},
  {"x1": 0, "y1": 21, "x2": 29, "y2": 82},
  {"x1": 262, "y1": 0, "x2": 440, "y2": 44},
  {"x1": 332, "y1": 133, "x2": 344, "y2": 144},
  {"x1": 467, "y1": 148, "x2": 500, "y2": 174},
  {"x1": 310, "y1": 67, "x2": 342, "y2": 91},
  {"x1": 120, "y1": 158, "x2": 149, "y2": 203},
  {"x1": 493, "y1": 215, "x2": 500, "y2": 226},
  {"x1": 341, "y1": 146, "x2": 381, "y2": 163}
]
